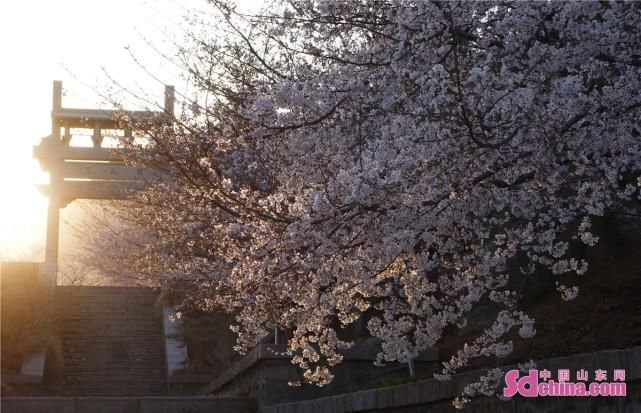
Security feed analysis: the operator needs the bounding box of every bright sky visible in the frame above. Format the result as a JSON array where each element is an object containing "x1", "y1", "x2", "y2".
[{"x1": 0, "y1": 0, "x2": 258, "y2": 260}]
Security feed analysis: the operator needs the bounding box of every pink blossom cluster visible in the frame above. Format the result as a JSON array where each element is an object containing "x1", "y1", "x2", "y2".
[{"x1": 112, "y1": 1, "x2": 641, "y2": 404}]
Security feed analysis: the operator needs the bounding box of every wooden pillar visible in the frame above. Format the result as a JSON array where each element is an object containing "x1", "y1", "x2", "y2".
[
  {"x1": 274, "y1": 327, "x2": 281, "y2": 345},
  {"x1": 40, "y1": 80, "x2": 65, "y2": 289},
  {"x1": 62, "y1": 124, "x2": 72, "y2": 145},
  {"x1": 52, "y1": 81, "x2": 62, "y2": 140},
  {"x1": 92, "y1": 122, "x2": 103, "y2": 148},
  {"x1": 407, "y1": 358, "x2": 416, "y2": 378},
  {"x1": 43, "y1": 196, "x2": 61, "y2": 289},
  {"x1": 164, "y1": 85, "x2": 175, "y2": 117}
]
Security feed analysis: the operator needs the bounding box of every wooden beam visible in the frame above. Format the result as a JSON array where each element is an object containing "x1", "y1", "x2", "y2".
[
  {"x1": 52, "y1": 81, "x2": 62, "y2": 140},
  {"x1": 38, "y1": 181, "x2": 145, "y2": 200},
  {"x1": 52, "y1": 108, "x2": 170, "y2": 129},
  {"x1": 164, "y1": 85, "x2": 175, "y2": 116},
  {"x1": 59, "y1": 162, "x2": 160, "y2": 181},
  {"x1": 34, "y1": 144, "x2": 123, "y2": 162}
]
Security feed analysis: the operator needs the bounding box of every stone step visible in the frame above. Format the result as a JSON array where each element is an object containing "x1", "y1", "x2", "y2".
[
  {"x1": 44, "y1": 286, "x2": 169, "y2": 396},
  {"x1": 62, "y1": 307, "x2": 157, "y2": 312},
  {"x1": 62, "y1": 319, "x2": 160, "y2": 324},
  {"x1": 56, "y1": 375, "x2": 166, "y2": 382},
  {"x1": 48, "y1": 373, "x2": 166, "y2": 381},
  {"x1": 62, "y1": 332, "x2": 162, "y2": 337},
  {"x1": 59, "y1": 321, "x2": 161, "y2": 328},
  {"x1": 59, "y1": 294, "x2": 157, "y2": 299},
  {"x1": 62, "y1": 319, "x2": 159, "y2": 323},
  {"x1": 56, "y1": 380, "x2": 166, "y2": 385},
  {"x1": 60, "y1": 363, "x2": 165, "y2": 370},
  {"x1": 59, "y1": 381, "x2": 166, "y2": 386},
  {"x1": 54, "y1": 387, "x2": 169, "y2": 396},
  {"x1": 62, "y1": 344, "x2": 163, "y2": 350},
  {"x1": 57, "y1": 302, "x2": 158, "y2": 308},
  {"x1": 61, "y1": 367, "x2": 164, "y2": 373},
  {"x1": 62, "y1": 355, "x2": 163, "y2": 361},
  {"x1": 62, "y1": 319, "x2": 160, "y2": 323},
  {"x1": 62, "y1": 323, "x2": 159, "y2": 328},
  {"x1": 54, "y1": 384, "x2": 167, "y2": 388},
  {"x1": 61, "y1": 320, "x2": 161, "y2": 326},
  {"x1": 61, "y1": 333, "x2": 162, "y2": 339},
  {"x1": 61, "y1": 319, "x2": 161, "y2": 325},
  {"x1": 63, "y1": 351, "x2": 162, "y2": 356},
  {"x1": 61, "y1": 300, "x2": 157, "y2": 304},
  {"x1": 63, "y1": 341, "x2": 162, "y2": 346},
  {"x1": 57, "y1": 302, "x2": 159, "y2": 308},
  {"x1": 62, "y1": 345, "x2": 163, "y2": 354},
  {"x1": 63, "y1": 355, "x2": 162, "y2": 360},
  {"x1": 62, "y1": 351, "x2": 163, "y2": 357},
  {"x1": 60, "y1": 311, "x2": 160, "y2": 316},
  {"x1": 59, "y1": 362, "x2": 163, "y2": 368},
  {"x1": 60, "y1": 376, "x2": 165, "y2": 383},
  {"x1": 62, "y1": 345, "x2": 163, "y2": 350},
  {"x1": 62, "y1": 363, "x2": 163, "y2": 370},
  {"x1": 69, "y1": 332, "x2": 160, "y2": 337},
  {"x1": 61, "y1": 308, "x2": 159, "y2": 314},
  {"x1": 56, "y1": 286, "x2": 158, "y2": 293}
]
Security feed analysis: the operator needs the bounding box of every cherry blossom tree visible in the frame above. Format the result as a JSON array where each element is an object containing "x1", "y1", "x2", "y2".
[{"x1": 113, "y1": 0, "x2": 641, "y2": 405}]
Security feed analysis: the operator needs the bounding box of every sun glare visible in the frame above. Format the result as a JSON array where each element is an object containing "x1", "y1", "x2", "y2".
[
  {"x1": 0, "y1": 0, "x2": 185, "y2": 260},
  {"x1": 0, "y1": 174, "x2": 48, "y2": 260},
  {"x1": 0, "y1": 0, "x2": 261, "y2": 260}
]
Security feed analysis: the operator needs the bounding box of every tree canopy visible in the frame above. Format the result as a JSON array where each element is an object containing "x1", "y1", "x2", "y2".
[{"x1": 112, "y1": 0, "x2": 641, "y2": 405}]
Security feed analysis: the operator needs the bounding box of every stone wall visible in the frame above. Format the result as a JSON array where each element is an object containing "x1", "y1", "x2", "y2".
[
  {"x1": 262, "y1": 346, "x2": 641, "y2": 413},
  {"x1": 204, "y1": 343, "x2": 438, "y2": 407}
]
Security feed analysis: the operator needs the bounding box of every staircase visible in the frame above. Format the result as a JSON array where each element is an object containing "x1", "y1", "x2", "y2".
[
  {"x1": 2, "y1": 285, "x2": 259, "y2": 412},
  {"x1": 50, "y1": 286, "x2": 167, "y2": 395}
]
